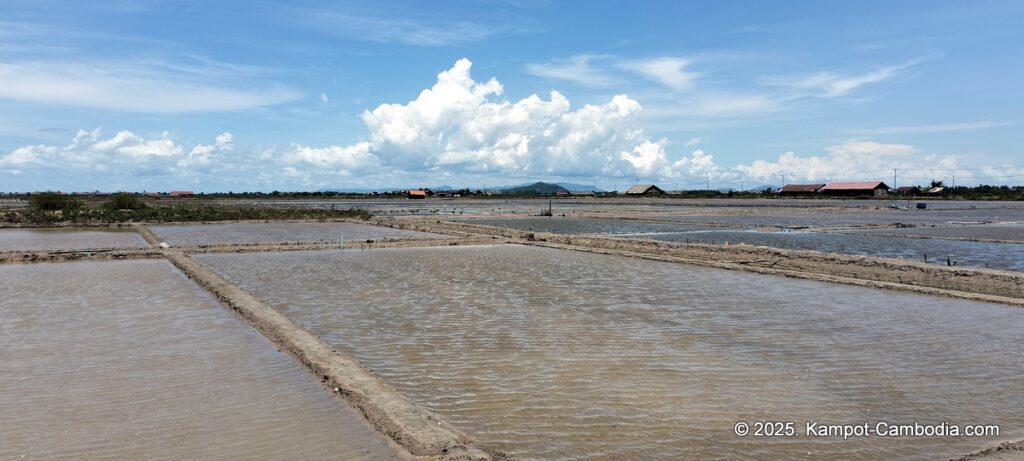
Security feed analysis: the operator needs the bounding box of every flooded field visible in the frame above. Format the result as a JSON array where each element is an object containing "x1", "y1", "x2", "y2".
[
  {"x1": 653, "y1": 208, "x2": 1024, "y2": 229},
  {"x1": 459, "y1": 217, "x2": 1024, "y2": 271},
  {"x1": 227, "y1": 198, "x2": 1024, "y2": 217},
  {"x1": 150, "y1": 221, "x2": 442, "y2": 245},
  {"x1": 198, "y1": 245, "x2": 1024, "y2": 460},
  {"x1": 629, "y1": 229, "x2": 1024, "y2": 271},
  {"x1": 0, "y1": 227, "x2": 148, "y2": 251},
  {"x1": 459, "y1": 217, "x2": 716, "y2": 235},
  {"x1": 0, "y1": 260, "x2": 407, "y2": 460}
]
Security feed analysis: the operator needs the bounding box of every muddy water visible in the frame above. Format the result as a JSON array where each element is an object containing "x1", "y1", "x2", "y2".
[
  {"x1": 149, "y1": 221, "x2": 442, "y2": 245},
  {"x1": 0, "y1": 260, "x2": 408, "y2": 460},
  {"x1": 0, "y1": 227, "x2": 148, "y2": 251},
  {"x1": 199, "y1": 245, "x2": 1024, "y2": 460}
]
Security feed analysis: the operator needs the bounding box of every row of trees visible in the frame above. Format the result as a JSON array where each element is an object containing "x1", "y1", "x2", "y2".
[{"x1": 27, "y1": 192, "x2": 146, "y2": 212}]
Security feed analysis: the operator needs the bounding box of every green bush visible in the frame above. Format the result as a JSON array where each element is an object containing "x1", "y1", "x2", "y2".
[
  {"x1": 27, "y1": 191, "x2": 83, "y2": 211},
  {"x1": 103, "y1": 193, "x2": 147, "y2": 210}
]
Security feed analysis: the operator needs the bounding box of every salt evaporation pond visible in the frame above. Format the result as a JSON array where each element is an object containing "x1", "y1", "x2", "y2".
[
  {"x1": 198, "y1": 245, "x2": 1024, "y2": 460},
  {"x1": 628, "y1": 229, "x2": 1024, "y2": 271},
  {"x1": 0, "y1": 260, "x2": 408, "y2": 460},
  {"x1": 459, "y1": 217, "x2": 716, "y2": 235},
  {"x1": 150, "y1": 221, "x2": 442, "y2": 245},
  {"x1": 847, "y1": 224, "x2": 1024, "y2": 243},
  {"x1": 460, "y1": 217, "x2": 1024, "y2": 270},
  {"x1": 0, "y1": 227, "x2": 148, "y2": 251},
  {"x1": 655, "y1": 208, "x2": 1024, "y2": 229}
]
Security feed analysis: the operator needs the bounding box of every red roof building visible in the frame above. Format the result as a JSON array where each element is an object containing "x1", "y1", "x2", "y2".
[
  {"x1": 779, "y1": 183, "x2": 825, "y2": 195},
  {"x1": 169, "y1": 190, "x2": 194, "y2": 196},
  {"x1": 407, "y1": 189, "x2": 427, "y2": 199},
  {"x1": 820, "y1": 181, "x2": 890, "y2": 197}
]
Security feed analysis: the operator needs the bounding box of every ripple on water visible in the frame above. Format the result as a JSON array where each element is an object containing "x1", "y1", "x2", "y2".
[
  {"x1": 198, "y1": 245, "x2": 1024, "y2": 460},
  {"x1": 0, "y1": 228, "x2": 148, "y2": 251},
  {"x1": 0, "y1": 260, "x2": 408, "y2": 461},
  {"x1": 150, "y1": 221, "x2": 442, "y2": 245}
]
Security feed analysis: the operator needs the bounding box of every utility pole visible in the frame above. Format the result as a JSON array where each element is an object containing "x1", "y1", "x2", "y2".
[
  {"x1": 893, "y1": 168, "x2": 897, "y2": 190},
  {"x1": 705, "y1": 175, "x2": 710, "y2": 194}
]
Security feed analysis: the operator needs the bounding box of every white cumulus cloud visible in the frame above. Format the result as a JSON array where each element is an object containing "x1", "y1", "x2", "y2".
[
  {"x1": 735, "y1": 140, "x2": 951, "y2": 182},
  {"x1": 178, "y1": 132, "x2": 234, "y2": 170},
  {"x1": 285, "y1": 142, "x2": 380, "y2": 174},
  {"x1": 292, "y1": 58, "x2": 670, "y2": 179},
  {"x1": 0, "y1": 128, "x2": 232, "y2": 175}
]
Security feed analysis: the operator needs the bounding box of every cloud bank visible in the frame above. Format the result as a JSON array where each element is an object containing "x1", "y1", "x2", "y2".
[{"x1": 2, "y1": 59, "x2": 1018, "y2": 190}]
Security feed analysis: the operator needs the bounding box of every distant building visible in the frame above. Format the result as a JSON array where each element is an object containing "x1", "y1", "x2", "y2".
[
  {"x1": 407, "y1": 189, "x2": 427, "y2": 199},
  {"x1": 925, "y1": 186, "x2": 946, "y2": 195},
  {"x1": 894, "y1": 186, "x2": 921, "y2": 195},
  {"x1": 820, "y1": 181, "x2": 890, "y2": 197},
  {"x1": 169, "y1": 190, "x2": 194, "y2": 196},
  {"x1": 778, "y1": 183, "x2": 825, "y2": 196},
  {"x1": 554, "y1": 191, "x2": 571, "y2": 197},
  {"x1": 625, "y1": 184, "x2": 665, "y2": 196},
  {"x1": 572, "y1": 191, "x2": 596, "y2": 197}
]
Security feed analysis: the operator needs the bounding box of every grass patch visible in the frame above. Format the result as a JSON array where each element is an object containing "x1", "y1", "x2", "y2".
[{"x1": 3, "y1": 202, "x2": 371, "y2": 224}]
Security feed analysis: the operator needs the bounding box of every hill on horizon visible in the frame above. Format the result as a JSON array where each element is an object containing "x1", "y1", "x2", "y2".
[{"x1": 502, "y1": 182, "x2": 570, "y2": 195}]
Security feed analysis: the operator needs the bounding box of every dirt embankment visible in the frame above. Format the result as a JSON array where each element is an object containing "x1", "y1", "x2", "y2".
[
  {"x1": 390, "y1": 219, "x2": 1024, "y2": 306},
  {"x1": 133, "y1": 224, "x2": 163, "y2": 246},
  {"x1": 164, "y1": 252, "x2": 504, "y2": 461},
  {"x1": 953, "y1": 440, "x2": 1024, "y2": 461},
  {"x1": 0, "y1": 248, "x2": 165, "y2": 264},
  {"x1": 176, "y1": 236, "x2": 497, "y2": 255}
]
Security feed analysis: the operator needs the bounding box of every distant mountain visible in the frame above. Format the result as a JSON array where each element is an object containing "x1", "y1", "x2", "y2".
[
  {"x1": 747, "y1": 184, "x2": 777, "y2": 192},
  {"x1": 321, "y1": 181, "x2": 601, "y2": 194},
  {"x1": 502, "y1": 182, "x2": 570, "y2": 195}
]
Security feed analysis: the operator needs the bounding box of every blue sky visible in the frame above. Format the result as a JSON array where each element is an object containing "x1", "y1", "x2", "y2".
[{"x1": 1, "y1": 0, "x2": 1022, "y2": 192}]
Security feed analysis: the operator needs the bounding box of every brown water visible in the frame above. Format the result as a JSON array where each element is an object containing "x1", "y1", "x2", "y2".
[
  {"x1": 199, "y1": 245, "x2": 1024, "y2": 460},
  {"x1": 150, "y1": 221, "x2": 442, "y2": 245},
  {"x1": 0, "y1": 260, "x2": 408, "y2": 460},
  {"x1": 0, "y1": 228, "x2": 148, "y2": 251}
]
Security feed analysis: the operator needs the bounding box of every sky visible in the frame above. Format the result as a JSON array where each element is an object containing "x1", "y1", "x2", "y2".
[{"x1": 1, "y1": 0, "x2": 1023, "y2": 192}]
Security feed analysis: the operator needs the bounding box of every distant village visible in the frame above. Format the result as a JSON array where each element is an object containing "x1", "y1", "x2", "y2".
[
  {"x1": 402, "y1": 180, "x2": 949, "y2": 199},
  {"x1": 6, "y1": 180, "x2": 1021, "y2": 200}
]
